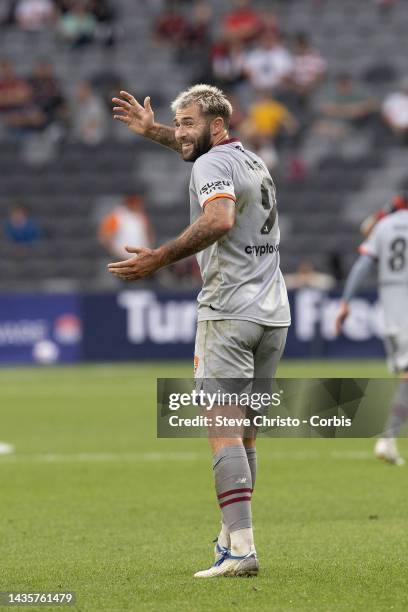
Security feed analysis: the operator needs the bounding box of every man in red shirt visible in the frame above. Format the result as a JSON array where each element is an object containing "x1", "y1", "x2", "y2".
[
  {"x1": 222, "y1": 0, "x2": 263, "y2": 43},
  {"x1": 0, "y1": 59, "x2": 44, "y2": 138}
]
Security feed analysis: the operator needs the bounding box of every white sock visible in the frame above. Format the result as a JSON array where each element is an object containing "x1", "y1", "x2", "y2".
[
  {"x1": 217, "y1": 522, "x2": 230, "y2": 549},
  {"x1": 230, "y1": 527, "x2": 255, "y2": 556}
]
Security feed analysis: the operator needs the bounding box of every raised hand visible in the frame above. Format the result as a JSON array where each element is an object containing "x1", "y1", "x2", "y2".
[{"x1": 112, "y1": 91, "x2": 154, "y2": 136}]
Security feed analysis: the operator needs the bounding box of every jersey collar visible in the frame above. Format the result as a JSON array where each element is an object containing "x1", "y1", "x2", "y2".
[{"x1": 212, "y1": 137, "x2": 241, "y2": 148}]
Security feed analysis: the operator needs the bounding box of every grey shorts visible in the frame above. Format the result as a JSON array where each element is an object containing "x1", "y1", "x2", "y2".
[
  {"x1": 194, "y1": 319, "x2": 287, "y2": 395},
  {"x1": 384, "y1": 333, "x2": 408, "y2": 373}
]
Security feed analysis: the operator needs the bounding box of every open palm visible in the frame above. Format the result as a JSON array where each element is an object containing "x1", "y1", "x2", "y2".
[{"x1": 112, "y1": 90, "x2": 154, "y2": 135}]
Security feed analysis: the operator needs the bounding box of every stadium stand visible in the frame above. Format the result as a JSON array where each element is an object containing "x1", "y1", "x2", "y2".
[{"x1": 1, "y1": 0, "x2": 408, "y2": 290}]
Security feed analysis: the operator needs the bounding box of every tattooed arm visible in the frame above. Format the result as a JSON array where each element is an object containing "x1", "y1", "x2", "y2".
[
  {"x1": 156, "y1": 198, "x2": 235, "y2": 265},
  {"x1": 112, "y1": 90, "x2": 181, "y2": 153},
  {"x1": 107, "y1": 199, "x2": 235, "y2": 281},
  {"x1": 145, "y1": 123, "x2": 181, "y2": 153}
]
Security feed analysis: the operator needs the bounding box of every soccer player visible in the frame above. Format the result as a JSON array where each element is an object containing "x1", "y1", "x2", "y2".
[
  {"x1": 110, "y1": 84, "x2": 290, "y2": 577},
  {"x1": 336, "y1": 203, "x2": 408, "y2": 465},
  {"x1": 360, "y1": 193, "x2": 408, "y2": 238}
]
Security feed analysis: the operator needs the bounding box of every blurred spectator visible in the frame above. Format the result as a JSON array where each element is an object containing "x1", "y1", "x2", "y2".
[
  {"x1": 0, "y1": 59, "x2": 46, "y2": 140},
  {"x1": 244, "y1": 30, "x2": 293, "y2": 92},
  {"x1": 15, "y1": 0, "x2": 55, "y2": 30},
  {"x1": 382, "y1": 79, "x2": 408, "y2": 141},
  {"x1": 4, "y1": 204, "x2": 42, "y2": 246},
  {"x1": 286, "y1": 156, "x2": 307, "y2": 182},
  {"x1": 284, "y1": 260, "x2": 335, "y2": 291},
  {"x1": 315, "y1": 73, "x2": 377, "y2": 138},
  {"x1": 58, "y1": 1, "x2": 97, "y2": 48},
  {"x1": 211, "y1": 40, "x2": 246, "y2": 89},
  {"x1": 89, "y1": 0, "x2": 116, "y2": 46},
  {"x1": 98, "y1": 195, "x2": 154, "y2": 259},
  {"x1": 289, "y1": 32, "x2": 327, "y2": 103},
  {"x1": 240, "y1": 91, "x2": 298, "y2": 170},
  {"x1": 154, "y1": 0, "x2": 188, "y2": 47},
  {"x1": 71, "y1": 81, "x2": 108, "y2": 145},
  {"x1": 0, "y1": 1, "x2": 15, "y2": 25},
  {"x1": 154, "y1": 0, "x2": 211, "y2": 59},
  {"x1": 222, "y1": 0, "x2": 262, "y2": 43},
  {"x1": 29, "y1": 61, "x2": 67, "y2": 129},
  {"x1": 91, "y1": 68, "x2": 123, "y2": 111},
  {"x1": 241, "y1": 90, "x2": 298, "y2": 141},
  {"x1": 53, "y1": 0, "x2": 70, "y2": 13},
  {"x1": 227, "y1": 92, "x2": 246, "y2": 131},
  {"x1": 375, "y1": 0, "x2": 397, "y2": 16},
  {"x1": 185, "y1": 1, "x2": 212, "y2": 49},
  {"x1": 0, "y1": 59, "x2": 32, "y2": 116}
]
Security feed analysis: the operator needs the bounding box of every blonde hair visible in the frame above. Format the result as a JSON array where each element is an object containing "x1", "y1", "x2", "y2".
[{"x1": 171, "y1": 84, "x2": 233, "y2": 127}]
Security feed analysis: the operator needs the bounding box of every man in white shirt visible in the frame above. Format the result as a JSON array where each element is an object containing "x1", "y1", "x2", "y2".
[
  {"x1": 15, "y1": 0, "x2": 55, "y2": 31},
  {"x1": 382, "y1": 79, "x2": 408, "y2": 138},
  {"x1": 99, "y1": 194, "x2": 154, "y2": 259},
  {"x1": 244, "y1": 31, "x2": 293, "y2": 92}
]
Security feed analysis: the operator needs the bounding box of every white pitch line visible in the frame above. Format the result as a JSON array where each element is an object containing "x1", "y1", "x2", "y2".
[
  {"x1": 330, "y1": 450, "x2": 373, "y2": 460},
  {"x1": 0, "y1": 451, "x2": 201, "y2": 463},
  {"x1": 0, "y1": 450, "x2": 375, "y2": 463}
]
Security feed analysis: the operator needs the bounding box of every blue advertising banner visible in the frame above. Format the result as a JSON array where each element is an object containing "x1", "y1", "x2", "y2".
[
  {"x1": 285, "y1": 288, "x2": 386, "y2": 360},
  {"x1": 81, "y1": 290, "x2": 197, "y2": 361},
  {"x1": 0, "y1": 289, "x2": 386, "y2": 365},
  {"x1": 0, "y1": 294, "x2": 82, "y2": 364}
]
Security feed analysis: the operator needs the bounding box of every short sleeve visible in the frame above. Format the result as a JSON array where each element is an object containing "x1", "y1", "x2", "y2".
[
  {"x1": 382, "y1": 94, "x2": 395, "y2": 119},
  {"x1": 359, "y1": 223, "x2": 380, "y2": 259},
  {"x1": 100, "y1": 212, "x2": 119, "y2": 237},
  {"x1": 192, "y1": 153, "x2": 236, "y2": 209}
]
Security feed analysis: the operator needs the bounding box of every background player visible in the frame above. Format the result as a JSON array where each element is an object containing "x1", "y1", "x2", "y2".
[
  {"x1": 110, "y1": 84, "x2": 290, "y2": 577},
  {"x1": 360, "y1": 193, "x2": 408, "y2": 238},
  {"x1": 336, "y1": 202, "x2": 408, "y2": 465}
]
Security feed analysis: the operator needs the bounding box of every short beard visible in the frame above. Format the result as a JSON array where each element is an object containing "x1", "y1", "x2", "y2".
[{"x1": 182, "y1": 125, "x2": 212, "y2": 163}]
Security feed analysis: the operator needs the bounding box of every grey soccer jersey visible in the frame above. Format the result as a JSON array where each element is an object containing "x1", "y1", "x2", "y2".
[
  {"x1": 189, "y1": 139, "x2": 290, "y2": 327},
  {"x1": 360, "y1": 209, "x2": 408, "y2": 335}
]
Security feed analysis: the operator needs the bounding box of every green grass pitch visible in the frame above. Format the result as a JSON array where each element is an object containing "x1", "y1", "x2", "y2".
[{"x1": 1, "y1": 360, "x2": 407, "y2": 611}]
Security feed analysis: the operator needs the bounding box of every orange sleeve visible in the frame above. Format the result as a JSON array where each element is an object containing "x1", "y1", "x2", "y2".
[
  {"x1": 202, "y1": 193, "x2": 237, "y2": 209},
  {"x1": 100, "y1": 213, "x2": 119, "y2": 237}
]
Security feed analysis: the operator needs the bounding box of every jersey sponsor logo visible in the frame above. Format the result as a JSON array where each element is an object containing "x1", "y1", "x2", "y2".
[
  {"x1": 245, "y1": 244, "x2": 280, "y2": 256},
  {"x1": 199, "y1": 180, "x2": 233, "y2": 196}
]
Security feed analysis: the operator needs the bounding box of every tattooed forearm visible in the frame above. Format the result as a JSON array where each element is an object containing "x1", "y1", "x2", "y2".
[
  {"x1": 146, "y1": 123, "x2": 181, "y2": 153},
  {"x1": 156, "y1": 214, "x2": 228, "y2": 268}
]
